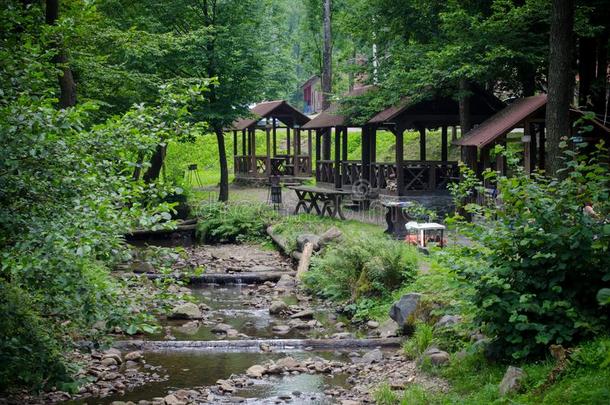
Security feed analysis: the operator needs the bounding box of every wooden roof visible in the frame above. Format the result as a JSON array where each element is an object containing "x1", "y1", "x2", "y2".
[
  {"x1": 368, "y1": 86, "x2": 506, "y2": 129},
  {"x1": 231, "y1": 100, "x2": 310, "y2": 131},
  {"x1": 455, "y1": 94, "x2": 610, "y2": 148},
  {"x1": 301, "y1": 86, "x2": 375, "y2": 129}
]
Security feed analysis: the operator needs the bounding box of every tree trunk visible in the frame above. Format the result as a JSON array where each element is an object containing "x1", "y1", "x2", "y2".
[
  {"x1": 546, "y1": 0, "x2": 574, "y2": 175},
  {"x1": 321, "y1": 0, "x2": 332, "y2": 158},
  {"x1": 45, "y1": 0, "x2": 77, "y2": 108},
  {"x1": 216, "y1": 127, "x2": 229, "y2": 202},
  {"x1": 458, "y1": 78, "x2": 472, "y2": 148},
  {"x1": 143, "y1": 144, "x2": 166, "y2": 183}
]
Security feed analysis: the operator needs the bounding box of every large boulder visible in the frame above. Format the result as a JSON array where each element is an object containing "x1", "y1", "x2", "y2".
[
  {"x1": 378, "y1": 319, "x2": 399, "y2": 338},
  {"x1": 434, "y1": 315, "x2": 462, "y2": 329},
  {"x1": 296, "y1": 234, "x2": 321, "y2": 252},
  {"x1": 499, "y1": 366, "x2": 526, "y2": 396},
  {"x1": 388, "y1": 293, "x2": 422, "y2": 332},
  {"x1": 360, "y1": 348, "x2": 383, "y2": 364},
  {"x1": 276, "y1": 274, "x2": 297, "y2": 289},
  {"x1": 169, "y1": 303, "x2": 203, "y2": 320},
  {"x1": 246, "y1": 364, "x2": 266, "y2": 378}
]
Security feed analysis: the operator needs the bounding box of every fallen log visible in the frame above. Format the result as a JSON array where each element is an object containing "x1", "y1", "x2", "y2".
[
  {"x1": 296, "y1": 242, "x2": 314, "y2": 279},
  {"x1": 145, "y1": 271, "x2": 297, "y2": 285}
]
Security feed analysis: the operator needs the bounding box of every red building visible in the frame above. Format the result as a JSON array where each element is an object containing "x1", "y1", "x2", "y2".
[{"x1": 301, "y1": 75, "x2": 323, "y2": 114}]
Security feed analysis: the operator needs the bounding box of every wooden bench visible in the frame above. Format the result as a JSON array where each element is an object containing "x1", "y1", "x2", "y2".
[{"x1": 288, "y1": 185, "x2": 352, "y2": 220}]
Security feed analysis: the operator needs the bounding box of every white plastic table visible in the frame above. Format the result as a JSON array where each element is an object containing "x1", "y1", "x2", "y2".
[{"x1": 405, "y1": 222, "x2": 446, "y2": 248}]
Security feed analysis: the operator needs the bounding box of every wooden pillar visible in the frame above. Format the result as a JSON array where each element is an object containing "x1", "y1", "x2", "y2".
[
  {"x1": 480, "y1": 146, "x2": 491, "y2": 185},
  {"x1": 322, "y1": 128, "x2": 331, "y2": 160},
  {"x1": 334, "y1": 127, "x2": 342, "y2": 189},
  {"x1": 294, "y1": 127, "x2": 300, "y2": 177},
  {"x1": 451, "y1": 126, "x2": 458, "y2": 141},
  {"x1": 461, "y1": 146, "x2": 478, "y2": 174},
  {"x1": 523, "y1": 122, "x2": 533, "y2": 174},
  {"x1": 307, "y1": 129, "x2": 313, "y2": 173},
  {"x1": 396, "y1": 129, "x2": 405, "y2": 196},
  {"x1": 265, "y1": 125, "x2": 271, "y2": 176},
  {"x1": 232, "y1": 130, "x2": 237, "y2": 157},
  {"x1": 315, "y1": 129, "x2": 321, "y2": 180},
  {"x1": 342, "y1": 127, "x2": 348, "y2": 161},
  {"x1": 250, "y1": 128, "x2": 257, "y2": 174},
  {"x1": 241, "y1": 129, "x2": 246, "y2": 156},
  {"x1": 287, "y1": 127, "x2": 291, "y2": 156},
  {"x1": 441, "y1": 126, "x2": 448, "y2": 161},
  {"x1": 538, "y1": 123, "x2": 546, "y2": 171},
  {"x1": 362, "y1": 126, "x2": 371, "y2": 184},
  {"x1": 272, "y1": 118, "x2": 277, "y2": 157},
  {"x1": 419, "y1": 126, "x2": 426, "y2": 161},
  {"x1": 371, "y1": 126, "x2": 377, "y2": 163}
]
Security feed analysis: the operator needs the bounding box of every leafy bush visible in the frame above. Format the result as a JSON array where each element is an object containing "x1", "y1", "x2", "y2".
[
  {"x1": 195, "y1": 202, "x2": 279, "y2": 243},
  {"x1": 304, "y1": 235, "x2": 418, "y2": 310},
  {"x1": 452, "y1": 145, "x2": 610, "y2": 359}
]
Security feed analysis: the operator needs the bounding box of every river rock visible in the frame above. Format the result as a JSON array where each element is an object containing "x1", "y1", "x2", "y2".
[
  {"x1": 130, "y1": 261, "x2": 154, "y2": 273},
  {"x1": 276, "y1": 356, "x2": 300, "y2": 370},
  {"x1": 332, "y1": 332, "x2": 352, "y2": 339},
  {"x1": 290, "y1": 309, "x2": 314, "y2": 320},
  {"x1": 246, "y1": 365, "x2": 266, "y2": 378},
  {"x1": 272, "y1": 324, "x2": 291, "y2": 334},
  {"x1": 435, "y1": 315, "x2": 461, "y2": 329},
  {"x1": 367, "y1": 320, "x2": 380, "y2": 329},
  {"x1": 360, "y1": 349, "x2": 383, "y2": 364},
  {"x1": 296, "y1": 234, "x2": 321, "y2": 252},
  {"x1": 275, "y1": 274, "x2": 296, "y2": 289},
  {"x1": 211, "y1": 323, "x2": 233, "y2": 334},
  {"x1": 169, "y1": 303, "x2": 203, "y2": 320},
  {"x1": 163, "y1": 394, "x2": 185, "y2": 405},
  {"x1": 388, "y1": 293, "x2": 422, "y2": 331},
  {"x1": 499, "y1": 366, "x2": 526, "y2": 396},
  {"x1": 420, "y1": 348, "x2": 450, "y2": 366},
  {"x1": 124, "y1": 351, "x2": 143, "y2": 362},
  {"x1": 101, "y1": 357, "x2": 118, "y2": 366},
  {"x1": 269, "y1": 300, "x2": 288, "y2": 315}
]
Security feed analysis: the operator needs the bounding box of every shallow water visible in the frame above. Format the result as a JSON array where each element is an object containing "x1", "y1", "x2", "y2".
[{"x1": 73, "y1": 350, "x2": 350, "y2": 405}]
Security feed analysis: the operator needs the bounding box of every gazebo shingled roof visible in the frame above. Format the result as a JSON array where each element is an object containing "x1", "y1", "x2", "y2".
[
  {"x1": 231, "y1": 100, "x2": 310, "y2": 131},
  {"x1": 455, "y1": 94, "x2": 548, "y2": 148},
  {"x1": 301, "y1": 85, "x2": 375, "y2": 129}
]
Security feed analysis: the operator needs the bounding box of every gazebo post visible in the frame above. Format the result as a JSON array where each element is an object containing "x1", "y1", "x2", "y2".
[
  {"x1": 322, "y1": 129, "x2": 331, "y2": 160},
  {"x1": 265, "y1": 121, "x2": 271, "y2": 176},
  {"x1": 233, "y1": 130, "x2": 237, "y2": 157},
  {"x1": 294, "y1": 125, "x2": 300, "y2": 177},
  {"x1": 315, "y1": 129, "x2": 321, "y2": 181},
  {"x1": 496, "y1": 136, "x2": 507, "y2": 176},
  {"x1": 250, "y1": 127, "x2": 257, "y2": 175},
  {"x1": 362, "y1": 126, "x2": 371, "y2": 185},
  {"x1": 461, "y1": 146, "x2": 478, "y2": 174},
  {"x1": 242, "y1": 129, "x2": 246, "y2": 156},
  {"x1": 307, "y1": 129, "x2": 313, "y2": 174},
  {"x1": 272, "y1": 118, "x2": 277, "y2": 157},
  {"x1": 342, "y1": 127, "x2": 348, "y2": 161},
  {"x1": 441, "y1": 126, "x2": 448, "y2": 161},
  {"x1": 287, "y1": 126, "x2": 291, "y2": 157},
  {"x1": 334, "y1": 127, "x2": 342, "y2": 189},
  {"x1": 419, "y1": 126, "x2": 426, "y2": 161},
  {"x1": 523, "y1": 121, "x2": 533, "y2": 174},
  {"x1": 395, "y1": 128, "x2": 405, "y2": 196},
  {"x1": 538, "y1": 123, "x2": 545, "y2": 170},
  {"x1": 370, "y1": 126, "x2": 377, "y2": 185}
]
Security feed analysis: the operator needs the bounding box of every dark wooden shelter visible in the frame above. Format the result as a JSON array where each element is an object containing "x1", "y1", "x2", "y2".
[
  {"x1": 303, "y1": 86, "x2": 505, "y2": 196},
  {"x1": 455, "y1": 94, "x2": 610, "y2": 175},
  {"x1": 230, "y1": 100, "x2": 312, "y2": 181}
]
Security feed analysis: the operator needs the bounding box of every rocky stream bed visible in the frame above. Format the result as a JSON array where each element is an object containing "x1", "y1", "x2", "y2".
[{"x1": 7, "y1": 243, "x2": 449, "y2": 405}]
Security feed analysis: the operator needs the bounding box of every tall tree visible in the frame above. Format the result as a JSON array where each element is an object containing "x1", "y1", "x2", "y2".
[
  {"x1": 321, "y1": 0, "x2": 333, "y2": 159},
  {"x1": 546, "y1": 0, "x2": 575, "y2": 175},
  {"x1": 45, "y1": 0, "x2": 76, "y2": 107}
]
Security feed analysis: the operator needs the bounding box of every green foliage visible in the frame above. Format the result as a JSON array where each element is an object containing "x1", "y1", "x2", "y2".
[
  {"x1": 304, "y1": 234, "x2": 418, "y2": 318},
  {"x1": 403, "y1": 322, "x2": 434, "y2": 359},
  {"x1": 450, "y1": 146, "x2": 610, "y2": 360},
  {"x1": 195, "y1": 202, "x2": 279, "y2": 243},
  {"x1": 373, "y1": 382, "x2": 399, "y2": 405}
]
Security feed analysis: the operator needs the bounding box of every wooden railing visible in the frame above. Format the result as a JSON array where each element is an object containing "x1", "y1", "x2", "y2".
[
  {"x1": 341, "y1": 160, "x2": 363, "y2": 186},
  {"x1": 372, "y1": 161, "x2": 459, "y2": 193},
  {"x1": 235, "y1": 155, "x2": 312, "y2": 178},
  {"x1": 316, "y1": 160, "x2": 335, "y2": 184}
]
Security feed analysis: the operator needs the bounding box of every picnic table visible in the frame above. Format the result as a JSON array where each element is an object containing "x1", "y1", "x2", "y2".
[{"x1": 288, "y1": 185, "x2": 352, "y2": 220}]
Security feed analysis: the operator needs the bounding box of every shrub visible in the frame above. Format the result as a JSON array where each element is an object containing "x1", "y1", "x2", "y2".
[
  {"x1": 195, "y1": 202, "x2": 279, "y2": 243},
  {"x1": 304, "y1": 235, "x2": 418, "y2": 305},
  {"x1": 452, "y1": 145, "x2": 610, "y2": 359},
  {"x1": 403, "y1": 322, "x2": 434, "y2": 359}
]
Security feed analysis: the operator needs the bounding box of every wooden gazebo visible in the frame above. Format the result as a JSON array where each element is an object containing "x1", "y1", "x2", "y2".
[
  {"x1": 455, "y1": 94, "x2": 610, "y2": 175},
  {"x1": 303, "y1": 86, "x2": 505, "y2": 196},
  {"x1": 230, "y1": 100, "x2": 312, "y2": 181}
]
